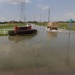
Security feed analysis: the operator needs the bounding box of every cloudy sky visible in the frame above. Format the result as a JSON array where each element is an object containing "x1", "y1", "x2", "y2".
[{"x1": 0, "y1": 0, "x2": 75, "y2": 22}]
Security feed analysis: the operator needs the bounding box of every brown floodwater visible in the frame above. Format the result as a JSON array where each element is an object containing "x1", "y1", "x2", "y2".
[{"x1": 0, "y1": 24, "x2": 75, "y2": 74}]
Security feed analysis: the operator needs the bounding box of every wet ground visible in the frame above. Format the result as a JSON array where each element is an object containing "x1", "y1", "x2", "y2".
[{"x1": 0, "y1": 24, "x2": 75, "y2": 75}]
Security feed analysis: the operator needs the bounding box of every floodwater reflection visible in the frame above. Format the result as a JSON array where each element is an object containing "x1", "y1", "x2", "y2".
[
  {"x1": 0, "y1": 25, "x2": 75, "y2": 74},
  {"x1": 47, "y1": 31, "x2": 58, "y2": 38},
  {"x1": 8, "y1": 34, "x2": 37, "y2": 43}
]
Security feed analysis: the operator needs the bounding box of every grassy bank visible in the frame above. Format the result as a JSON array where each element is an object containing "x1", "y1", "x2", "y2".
[
  {"x1": 33, "y1": 22, "x2": 75, "y2": 30},
  {"x1": 0, "y1": 23, "x2": 26, "y2": 29},
  {"x1": 0, "y1": 22, "x2": 75, "y2": 36},
  {"x1": 0, "y1": 23, "x2": 26, "y2": 36},
  {"x1": 58, "y1": 22, "x2": 75, "y2": 30}
]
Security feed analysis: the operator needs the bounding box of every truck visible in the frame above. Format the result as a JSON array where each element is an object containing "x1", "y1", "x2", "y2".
[{"x1": 47, "y1": 22, "x2": 58, "y2": 30}]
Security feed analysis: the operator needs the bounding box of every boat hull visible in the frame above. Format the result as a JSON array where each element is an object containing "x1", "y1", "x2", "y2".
[
  {"x1": 8, "y1": 29, "x2": 37, "y2": 36},
  {"x1": 15, "y1": 29, "x2": 37, "y2": 35}
]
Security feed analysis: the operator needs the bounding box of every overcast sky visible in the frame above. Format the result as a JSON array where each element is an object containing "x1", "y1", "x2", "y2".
[{"x1": 0, "y1": 0, "x2": 75, "y2": 22}]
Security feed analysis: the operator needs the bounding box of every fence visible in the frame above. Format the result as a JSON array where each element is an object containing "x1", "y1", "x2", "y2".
[{"x1": 0, "y1": 29, "x2": 14, "y2": 35}]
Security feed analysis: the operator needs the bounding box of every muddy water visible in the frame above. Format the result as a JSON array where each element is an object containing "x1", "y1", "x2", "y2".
[{"x1": 0, "y1": 24, "x2": 75, "y2": 74}]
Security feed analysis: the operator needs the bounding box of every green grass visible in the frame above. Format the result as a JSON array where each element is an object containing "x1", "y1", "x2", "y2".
[
  {"x1": 34, "y1": 22, "x2": 75, "y2": 30},
  {"x1": 58, "y1": 22, "x2": 75, "y2": 30},
  {"x1": 0, "y1": 34, "x2": 8, "y2": 36},
  {"x1": 0, "y1": 23, "x2": 26, "y2": 29},
  {"x1": 0, "y1": 22, "x2": 75, "y2": 36},
  {"x1": 0, "y1": 23, "x2": 26, "y2": 36}
]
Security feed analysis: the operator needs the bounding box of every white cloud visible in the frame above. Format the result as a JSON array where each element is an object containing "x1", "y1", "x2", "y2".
[
  {"x1": 11, "y1": 0, "x2": 31, "y2": 3},
  {"x1": 0, "y1": 0, "x2": 31, "y2": 4},
  {"x1": 25, "y1": 0, "x2": 31, "y2": 3},
  {"x1": 37, "y1": 4, "x2": 49, "y2": 10},
  {"x1": 50, "y1": 12, "x2": 75, "y2": 21},
  {"x1": 2, "y1": 17, "x2": 6, "y2": 20},
  {"x1": 11, "y1": 0, "x2": 31, "y2": 5},
  {"x1": 59, "y1": 12, "x2": 75, "y2": 21},
  {"x1": 0, "y1": 0, "x2": 10, "y2": 3},
  {"x1": 0, "y1": 17, "x2": 6, "y2": 21}
]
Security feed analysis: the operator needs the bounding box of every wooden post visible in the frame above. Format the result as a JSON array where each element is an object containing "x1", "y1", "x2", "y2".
[{"x1": 4, "y1": 29, "x2": 6, "y2": 35}]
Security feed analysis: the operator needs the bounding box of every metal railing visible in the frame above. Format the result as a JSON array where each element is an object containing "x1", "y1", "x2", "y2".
[{"x1": 0, "y1": 29, "x2": 14, "y2": 35}]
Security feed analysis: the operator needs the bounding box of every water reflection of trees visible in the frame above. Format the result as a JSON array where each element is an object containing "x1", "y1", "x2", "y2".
[
  {"x1": 8, "y1": 34, "x2": 37, "y2": 43},
  {"x1": 47, "y1": 31, "x2": 57, "y2": 38}
]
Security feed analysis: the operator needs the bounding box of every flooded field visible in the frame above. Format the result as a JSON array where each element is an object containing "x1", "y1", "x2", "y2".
[{"x1": 0, "y1": 24, "x2": 75, "y2": 74}]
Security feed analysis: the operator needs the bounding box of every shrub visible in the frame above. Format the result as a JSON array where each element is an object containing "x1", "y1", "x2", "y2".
[{"x1": 8, "y1": 30, "x2": 14, "y2": 36}]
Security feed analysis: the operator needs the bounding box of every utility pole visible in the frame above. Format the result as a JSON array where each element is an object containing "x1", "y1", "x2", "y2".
[
  {"x1": 40, "y1": 13, "x2": 41, "y2": 22},
  {"x1": 20, "y1": 0, "x2": 26, "y2": 23},
  {"x1": 48, "y1": 8, "x2": 50, "y2": 22}
]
